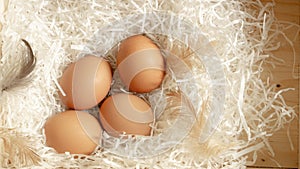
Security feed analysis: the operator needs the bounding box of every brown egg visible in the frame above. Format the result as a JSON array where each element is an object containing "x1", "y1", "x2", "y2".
[
  {"x1": 99, "y1": 93, "x2": 154, "y2": 137},
  {"x1": 59, "y1": 55, "x2": 112, "y2": 110},
  {"x1": 116, "y1": 35, "x2": 165, "y2": 93},
  {"x1": 44, "y1": 110, "x2": 102, "y2": 155}
]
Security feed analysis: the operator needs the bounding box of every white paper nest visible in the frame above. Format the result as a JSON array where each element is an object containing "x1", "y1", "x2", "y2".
[{"x1": 0, "y1": 0, "x2": 298, "y2": 168}]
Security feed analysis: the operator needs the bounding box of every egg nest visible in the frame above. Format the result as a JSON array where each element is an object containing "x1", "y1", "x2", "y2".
[{"x1": 0, "y1": 0, "x2": 298, "y2": 168}]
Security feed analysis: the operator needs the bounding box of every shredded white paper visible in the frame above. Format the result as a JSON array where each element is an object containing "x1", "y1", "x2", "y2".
[{"x1": 0, "y1": 0, "x2": 299, "y2": 168}]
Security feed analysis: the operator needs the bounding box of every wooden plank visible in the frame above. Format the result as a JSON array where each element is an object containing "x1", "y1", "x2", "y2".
[{"x1": 248, "y1": 0, "x2": 300, "y2": 168}]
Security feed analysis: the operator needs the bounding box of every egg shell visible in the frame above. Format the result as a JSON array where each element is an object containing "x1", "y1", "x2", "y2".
[
  {"x1": 117, "y1": 35, "x2": 165, "y2": 93},
  {"x1": 44, "y1": 110, "x2": 102, "y2": 155},
  {"x1": 99, "y1": 93, "x2": 154, "y2": 137},
  {"x1": 59, "y1": 55, "x2": 112, "y2": 110}
]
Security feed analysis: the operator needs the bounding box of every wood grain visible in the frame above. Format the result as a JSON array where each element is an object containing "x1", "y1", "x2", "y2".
[{"x1": 248, "y1": 0, "x2": 299, "y2": 168}]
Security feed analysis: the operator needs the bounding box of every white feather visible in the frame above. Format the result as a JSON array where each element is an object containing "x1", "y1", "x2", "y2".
[{"x1": 0, "y1": 39, "x2": 36, "y2": 92}]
